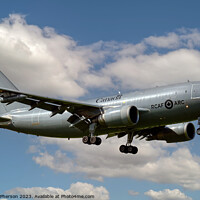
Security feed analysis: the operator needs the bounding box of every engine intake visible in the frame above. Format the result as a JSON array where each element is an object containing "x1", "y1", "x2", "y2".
[
  {"x1": 98, "y1": 105, "x2": 139, "y2": 128},
  {"x1": 146, "y1": 122, "x2": 195, "y2": 143}
]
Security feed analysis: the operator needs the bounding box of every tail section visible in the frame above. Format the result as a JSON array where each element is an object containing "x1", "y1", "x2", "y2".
[
  {"x1": 0, "y1": 71, "x2": 19, "y2": 91},
  {"x1": 0, "y1": 71, "x2": 26, "y2": 115}
]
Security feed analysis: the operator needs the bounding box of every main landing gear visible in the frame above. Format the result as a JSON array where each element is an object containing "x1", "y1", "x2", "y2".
[
  {"x1": 82, "y1": 123, "x2": 138, "y2": 154},
  {"x1": 119, "y1": 132, "x2": 138, "y2": 154},
  {"x1": 82, "y1": 136, "x2": 102, "y2": 145},
  {"x1": 119, "y1": 145, "x2": 138, "y2": 154},
  {"x1": 82, "y1": 123, "x2": 102, "y2": 146}
]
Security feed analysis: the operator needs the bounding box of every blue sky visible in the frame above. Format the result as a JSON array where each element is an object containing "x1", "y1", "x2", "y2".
[{"x1": 1, "y1": 0, "x2": 200, "y2": 200}]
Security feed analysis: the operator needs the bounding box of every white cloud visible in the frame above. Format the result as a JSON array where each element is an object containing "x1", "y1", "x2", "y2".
[
  {"x1": 144, "y1": 32, "x2": 180, "y2": 49},
  {"x1": 179, "y1": 28, "x2": 200, "y2": 48},
  {"x1": 0, "y1": 14, "x2": 113, "y2": 98},
  {"x1": 1, "y1": 14, "x2": 200, "y2": 99},
  {"x1": 145, "y1": 189, "x2": 192, "y2": 200},
  {"x1": 30, "y1": 137, "x2": 200, "y2": 190},
  {"x1": 6, "y1": 182, "x2": 109, "y2": 200},
  {"x1": 102, "y1": 49, "x2": 200, "y2": 90},
  {"x1": 27, "y1": 145, "x2": 40, "y2": 153},
  {"x1": 128, "y1": 190, "x2": 139, "y2": 196},
  {"x1": 144, "y1": 29, "x2": 200, "y2": 49}
]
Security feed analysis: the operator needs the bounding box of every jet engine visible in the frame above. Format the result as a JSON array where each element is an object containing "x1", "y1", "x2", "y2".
[
  {"x1": 98, "y1": 105, "x2": 139, "y2": 128},
  {"x1": 146, "y1": 122, "x2": 195, "y2": 143}
]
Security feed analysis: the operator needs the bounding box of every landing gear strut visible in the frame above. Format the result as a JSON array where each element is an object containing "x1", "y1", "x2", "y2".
[
  {"x1": 82, "y1": 123, "x2": 102, "y2": 146},
  {"x1": 119, "y1": 132, "x2": 138, "y2": 154}
]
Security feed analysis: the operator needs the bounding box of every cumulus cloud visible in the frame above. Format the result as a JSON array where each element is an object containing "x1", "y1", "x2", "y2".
[
  {"x1": 144, "y1": 32, "x2": 180, "y2": 49},
  {"x1": 1, "y1": 14, "x2": 200, "y2": 99},
  {"x1": 145, "y1": 189, "x2": 192, "y2": 200},
  {"x1": 101, "y1": 29, "x2": 200, "y2": 90},
  {"x1": 144, "y1": 28, "x2": 200, "y2": 49},
  {"x1": 102, "y1": 49, "x2": 200, "y2": 90},
  {"x1": 0, "y1": 14, "x2": 113, "y2": 98},
  {"x1": 6, "y1": 182, "x2": 109, "y2": 200},
  {"x1": 29, "y1": 137, "x2": 200, "y2": 190}
]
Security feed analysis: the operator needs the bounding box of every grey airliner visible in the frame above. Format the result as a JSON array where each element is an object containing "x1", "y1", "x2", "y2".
[{"x1": 0, "y1": 71, "x2": 199, "y2": 154}]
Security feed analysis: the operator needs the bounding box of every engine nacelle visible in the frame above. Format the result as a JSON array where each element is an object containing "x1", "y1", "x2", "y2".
[
  {"x1": 146, "y1": 122, "x2": 195, "y2": 143},
  {"x1": 98, "y1": 105, "x2": 139, "y2": 128}
]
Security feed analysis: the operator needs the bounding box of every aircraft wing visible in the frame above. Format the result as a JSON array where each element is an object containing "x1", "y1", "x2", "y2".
[
  {"x1": 0, "y1": 87, "x2": 102, "y2": 128},
  {"x1": 0, "y1": 87, "x2": 150, "y2": 131}
]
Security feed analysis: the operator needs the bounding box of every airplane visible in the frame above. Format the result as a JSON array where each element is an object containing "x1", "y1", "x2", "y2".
[{"x1": 0, "y1": 71, "x2": 199, "y2": 155}]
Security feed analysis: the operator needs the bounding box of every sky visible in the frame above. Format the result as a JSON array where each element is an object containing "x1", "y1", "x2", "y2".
[{"x1": 1, "y1": 0, "x2": 200, "y2": 200}]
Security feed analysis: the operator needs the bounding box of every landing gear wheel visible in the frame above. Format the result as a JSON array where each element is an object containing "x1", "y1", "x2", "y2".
[
  {"x1": 129, "y1": 146, "x2": 138, "y2": 154},
  {"x1": 95, "y1": 137, "x2": 102, "y2": 145},
  {"x1": 90, "y1": 136, "x2": 97, "y2": 144},
  {"x1": 83, "y1": 136, "x2": 102, "y2": 146},
  {"x1": 197, "y1": 128, "x2": 200, "y2": 135},
  {"x1": 119, "y1": 132, "x2": 138, "y2": 155},
  {"x1": 82, "y1": 136, "x2": 90, "y2": 144},
  {"x1": 127, "y1": 146, "x2": 134, "y2": 153},
  {"x1": 119, "y1": 145, "x2": 128, "y2": 154},
  {"x1": 119, "y1": 145, "x2": 138, "y2": 154}
]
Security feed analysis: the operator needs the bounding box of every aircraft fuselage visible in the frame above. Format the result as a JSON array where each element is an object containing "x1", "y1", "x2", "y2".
[{"x1": 3, "y1": 81, "x2": 200, "y2": 138}]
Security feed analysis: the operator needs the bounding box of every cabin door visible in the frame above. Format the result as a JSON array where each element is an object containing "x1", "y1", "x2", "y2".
[{"x1": 191, "y1": 84, "x2": 200, "y2": 99}]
